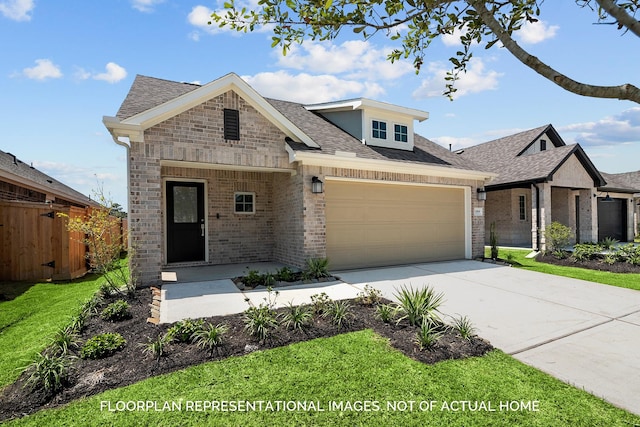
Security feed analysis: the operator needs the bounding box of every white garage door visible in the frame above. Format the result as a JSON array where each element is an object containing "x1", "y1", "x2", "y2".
[{"x1": 325, "y1": 180, "x2": 466, "y2": 270}]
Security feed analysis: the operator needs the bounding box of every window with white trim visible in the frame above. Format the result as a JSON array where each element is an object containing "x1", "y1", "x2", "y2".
[
  {"x1": 394, "y1": 124, "x2": 408, "y2": 142},
  {"x1": 519, "y1": 195, "x2": 526, "y2": 220},
  {"x1": 372, "y1": 120, "x2": 387, "y2": 139},
  {"x1": 234, "y1": 192, "x2": 255, "y2": 214}
]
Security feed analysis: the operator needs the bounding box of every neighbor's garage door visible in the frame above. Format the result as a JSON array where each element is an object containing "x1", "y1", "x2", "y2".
[
  {"x1": 598, "y1": 197, "x2": 627, "y2": 241},
  {"x1": 325, "y1": 180, "x2": 466, "y2": 270}
]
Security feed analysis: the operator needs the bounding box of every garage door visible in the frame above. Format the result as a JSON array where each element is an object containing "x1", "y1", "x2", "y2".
[
  {"x1": 598, "y1": 198, "x2": 627, "y2": 241},
  {"x1": 325, "y1": 180, "x2": 466, "y2": 270}
]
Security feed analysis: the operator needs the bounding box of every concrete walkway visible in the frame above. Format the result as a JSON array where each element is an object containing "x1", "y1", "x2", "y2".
[{"x1": 159, "y1": 260, "x2": 640, "y2": 416}]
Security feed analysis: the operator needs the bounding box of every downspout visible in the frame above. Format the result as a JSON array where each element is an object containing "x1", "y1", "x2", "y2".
[
  {"x1": 532, "y1": 182, "x2": 541, "y2": 251},
  {"x1": 110, "y1": 134, "x2": 132, "y2": 253}
]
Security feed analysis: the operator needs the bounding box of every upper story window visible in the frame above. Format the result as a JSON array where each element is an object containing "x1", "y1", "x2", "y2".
[
  {"x1": 540, "y1": 139, "x2": 547, "y2": 151},
  {"x1": 372, "y1": 120, "x2": 387, "y2": 139},
  {"x1": 394, "y1": 124, "x2": 408, "y2": 143},
  {"x1": 224, "y1": 109, "x2": 240, "y2": 140}
]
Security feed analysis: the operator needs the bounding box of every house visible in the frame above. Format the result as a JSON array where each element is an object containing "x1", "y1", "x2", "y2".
[
  {"x1": 104, "y1": 73, "x2": 495, "y2": 287},
  {"x1": 458, "y1": 125, "x2": 639, "y2": 249},
  {"x1": 0, "y1": 150, "x2": 97, "y2": 281}
]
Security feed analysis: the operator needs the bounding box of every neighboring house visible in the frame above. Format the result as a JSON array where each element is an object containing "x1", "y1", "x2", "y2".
[
  {"x1": 0, "y1": 150, "x2": 97, "y2": 281},
  {"x1": 104, "y1": 73, "x2": 495, "y2": 287},
  {"x1": 601, "y1": 170, "x2": 640, "y2": 239},
  {"x1": 459, "y1": 125, "x2": 638, "y2": 249}
]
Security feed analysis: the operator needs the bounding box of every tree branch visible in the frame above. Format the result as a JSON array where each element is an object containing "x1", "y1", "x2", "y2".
[
  {"x1": 468, "y1": 0, "x2": 640, "y2": 104},
  {"x1": 595, "y1": 0, "x2": 640, "y2": 37}
]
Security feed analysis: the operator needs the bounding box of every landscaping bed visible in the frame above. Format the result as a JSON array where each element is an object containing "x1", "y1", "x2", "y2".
[
  {"x1": 0, "y1": 287, "x2": 492, "y2": 422},
  {"x1": 536, "y1": 252, "x2": 640, "y2": 274}
]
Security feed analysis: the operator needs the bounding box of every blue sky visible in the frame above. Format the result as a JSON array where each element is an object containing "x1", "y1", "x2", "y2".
[{"x1": 1, "y1": 0, "x2": 638, "y2": 209}]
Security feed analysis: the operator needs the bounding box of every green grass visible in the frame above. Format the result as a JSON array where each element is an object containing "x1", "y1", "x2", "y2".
[
  {"x1": 494, "y1": 248, "x2": 640, "y2": 291},
  {"x1": 0, "y1": 274, "x2": 103, "y2": 389},
  {"x1": 4, "y1": 330, "x2": 638, "y2": 426}
]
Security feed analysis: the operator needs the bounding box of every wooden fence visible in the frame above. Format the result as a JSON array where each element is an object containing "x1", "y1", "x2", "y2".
[{"x1": 0, "y1": 201, "x2": 127, "y2": 282}]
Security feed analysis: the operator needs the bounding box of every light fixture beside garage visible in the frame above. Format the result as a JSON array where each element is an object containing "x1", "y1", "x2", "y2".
[
  {"x1": 477, "y1": 187, "x2": 487, "y2": 201},
  {"x1": 311, "y1": 176, "x2": 324, "y2": 194}
]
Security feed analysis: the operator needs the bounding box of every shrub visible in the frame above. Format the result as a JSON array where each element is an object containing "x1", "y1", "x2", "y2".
[
  {"x1": 489, "y1": 222, "x2": 499, "y2": 259},
  {"x1": 544, "y1": 222, "x2": 573, "y2": 254},
  {"x1": 603, "y1": 254, "x2": 617, "y2": 265},
  {"x1": 394, "y1": 285, "x2": 444, "y2": 327},
  {"x1": 243, "y1": 270, "x2": 263, "y2": 288},
  {"x1": 166, "y1": 319, "x2": 205, "y2": 343},
  {"x1": 323, "y1": 300, "x2": 353, "y2": 329},
  {"x1": 600, "y1": 236, "x2": 619, "y2": 250},
  {"x1": 244, "y1": 305, "x2": 278, "y2": 341},
  {"x1": 275, "y1": 266, "x2": 296, "y2": 282},
  {"x1": 414, "y1": 319, "x2": 444, "y2": 351},
  {"x1": 375, "y1": 304, "x2": 398, "y2": 324},
  {"x1": 303, "y1": 258, "x2": 330, "y2": 279},
  {"x1": 80, "y1": 294, "x2": 103, "y2": 317},
  {"x1": 100, "y1": 299, "x2": 131, "y2": 321},
  {"x1": 263, "y1": 272, "x2": 277, "y2": 288},
  {"x1": 280, "y1": 302, "x2": 313, "y2": 332},
  {"x1": 572, "y1": 243, "x2": 602, "y2": 262},
  {"x1": 450, "y1": 315, "x2": 477, "y2": 341},
  {"x1": 22, "y1": 352, "x2": 72, "y2": 393},
  {"x1": 141, "y1": 335, "x2": 168, "y2": 364},
  {"x1": 356, "y1": 285, "x2": 383, "y2": 306},
  {"x1": 49, "y1": 327, "x2": 80, "y2": 356},
  {"x1": 67, "y1": 313, "x2": 87, "y2": 334},
  {"x1": 310, "y1": 292, "x2": 332, "y2": 315},
  {"x1": 192, "y1": 323, "x2": 228, "y2": 357},
  {"x1": 81, "y1": 333, "x2": 126, "y2": 359}
]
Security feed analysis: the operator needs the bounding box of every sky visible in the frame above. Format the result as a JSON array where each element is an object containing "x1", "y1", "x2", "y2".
[{"x1": 1, "y1": 0, "x2": 639, "y2": 210}]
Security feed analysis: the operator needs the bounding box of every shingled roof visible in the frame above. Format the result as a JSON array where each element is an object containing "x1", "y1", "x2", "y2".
[
  {"x1": 113, "y1": 75, "x2": 488, "y2": 173},
  {"x1": 459, "y1": 124, "x2": 606, "y2": 188},
  {"x1": 599, "y1": 171, "x2": 640, "y2": 193},
  {"x1": 0, "y1": 149, "x2": 95, "y2": 206}
]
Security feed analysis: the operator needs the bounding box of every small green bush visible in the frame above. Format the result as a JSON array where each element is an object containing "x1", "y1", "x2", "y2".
[
  {"x1": 275, "y1": 266, "x2": 296, "y2": 282},
  {"x1": 356, "y1": 285, "x2": 383, "y2": 306},
  {"x1": 100, "y1": 299, "x2": 131, "y2": 321},
  {"x1": 81, "y1": 333, "x2": 126, "y2": 359},
  {"x1": 140, "y1": 335, "x2": 168, "y2": 363},
  {"x1": 303, "y1": 258, "x2": 330, "y2": 279},
  {"x1": 243, "y1": 270, "x2": 263, "y2": 288},
  {"x1": 310, "y1": 292, "x2": 332, "y2": 315},
  {"x1": 414, "y1": 319, "x2": 444, "y2": 350},
  {"x1": 192, "y1": 323, "x2": 228, "y2": 357},
  {"x1": 375, "y1": 304, "x2": 398, "y2": 323},
  {"x1": 23, "y1": 352, "x2": 72, "y2": 393},
  {"x1": 166, "y1": 319, "x2": 205, "y2": 343},
  {"x1": 280, "y1": 302, "x2": 313, "y2": 332},
  {"x1": 394, "y1": 285, "x2": 444, "y2": 327},
  {"x1": 48, "y1": 327, "x2": 80, "y2": 356},
  {"x1": 323, "y1": 300, "x2": 353, "y2": 329},
  {"x1": 244, "y1": 305, "x2": 278, "y2": 341},
  {"x1": 600, "y1": 236, "x2": 619, "y2": 250},
  {"x1": 572, "y1": 243, "x2": 602, "y2": 262},
  {"x1": 544, "y1": 222, "x2": 573, "y2": 254},
  {"x1": 450, "y1": 315, "x2": 477, "y2": 341}
]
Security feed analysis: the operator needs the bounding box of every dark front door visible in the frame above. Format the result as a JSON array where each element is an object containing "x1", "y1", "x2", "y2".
[{"x1": 166, "y1": 181, "x2": 205, "y2": 263}]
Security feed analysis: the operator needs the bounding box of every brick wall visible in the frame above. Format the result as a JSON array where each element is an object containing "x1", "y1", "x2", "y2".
[
  {"x1": 0, "y1": 181, "x2": 46, "y2": 203},
  {"x1": 485, "y1": 188, "x2": 533, "y2": 247}
]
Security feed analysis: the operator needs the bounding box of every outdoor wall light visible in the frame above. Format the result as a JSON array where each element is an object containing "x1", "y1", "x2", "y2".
[
  {"x1": 477, "y1": 187, "x2": 487, "y2": 201},
  {"x1": 311, "y1": 176, "x2": 324, "y2": 194}
]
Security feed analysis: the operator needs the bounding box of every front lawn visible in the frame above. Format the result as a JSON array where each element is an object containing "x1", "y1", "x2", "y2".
[
  {"x1": 4, "y1": 330, "x2": 638, "y2": 426},
  {"x1": 0, "y1": 274, "x2": 104, "y2": 389},
  {"x1": 491, "y1": 248, "x2": 640, "y2": 291}
]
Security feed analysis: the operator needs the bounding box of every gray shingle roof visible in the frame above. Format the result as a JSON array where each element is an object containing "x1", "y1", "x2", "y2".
[
  {"x1": 0, "y1": 149, "x2": 94, "y2": 206},
  {"x1": 113, "y1": 75, "x2": 488, "y2": 172},
  {"x1": 599, "y1": 171, "x2": 640, "y2": 193},
  {"x1": 116, "y1": 75, "x2": 200, "y2": 120},
  {"x1": 459, "y1": 125, "x2": 605, "y2": 188}
]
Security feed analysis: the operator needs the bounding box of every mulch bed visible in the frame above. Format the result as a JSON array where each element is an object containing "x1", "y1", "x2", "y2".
[
  {"x1": 0, "y1": 289, "x2": 492, "y2": 422},
  {"x1": 535, "y1": 253, "x2": 640, "y2": 274}
]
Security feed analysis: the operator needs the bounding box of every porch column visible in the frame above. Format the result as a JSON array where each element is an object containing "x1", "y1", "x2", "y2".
[{"x1": 577, "y1": 188, "x2": 596, "y2": 243}]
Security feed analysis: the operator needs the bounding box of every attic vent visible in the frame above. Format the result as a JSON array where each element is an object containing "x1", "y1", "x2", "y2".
[{"x1": 224, "y1": 109, "x2": 240, "y2": 141}]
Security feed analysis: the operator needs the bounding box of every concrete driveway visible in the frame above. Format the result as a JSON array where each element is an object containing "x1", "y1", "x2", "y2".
[
  {"x1": 335, "y1": 260, "x2": 640, "y2": 416},
  {"x1": 160, "y1": 259, "x2": 640, "y2": 415}
]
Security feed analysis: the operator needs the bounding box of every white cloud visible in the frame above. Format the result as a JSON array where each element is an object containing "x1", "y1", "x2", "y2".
[
  {"x1": 412, "y1": 57, "x2": 502, "y2": 99},
  {"x1": 276, "y1": 40, "x2": 413, "y2": 81},
  {"x1": 74, "y1": 67, "x2": 91, "y2": 80},
  {"x1": 188, "y1": 3, "x2": 269, "y2": 37},
  {"x1": 515, "y1": 20, "x2": 559, "y2": 45},
  {"x1": 21, "y1": 59, "x2": 63, "y2": 80},
  {"x1": 242, "y1": 71, "x2": 384, "y2": 104},
  {"x1": 131, "y1": 0, "x2": 164, "y2": 13},
  {"x1": 559, "y1": 107, "x2": 640, "y2": 147},
  {"x1": 0, "y1": 0, "x2": 34, "y2": 21},
  {"x1": 93, "y1": 62, "x2": 127, "y2": 83}
]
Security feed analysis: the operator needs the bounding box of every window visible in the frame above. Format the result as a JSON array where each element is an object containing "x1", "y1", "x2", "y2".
[
  {"x1": 540, "y1": 139, "x2": 547, "y2": 151},
  {"x1": 394, "y1": 124, "x2": 408, "y2": 142},
  {"x1": 519, "y1": 195, "x2": 526, "y2": 220},
  {"x1": 234, "y1": 192, "x2": 255, "y2": 214},
  {"x1": 372, "y1": 120, "x2": 387, "y2": 139},
  {"x1": 224, "y1": 109, "x2": 240, "y2": 140}
]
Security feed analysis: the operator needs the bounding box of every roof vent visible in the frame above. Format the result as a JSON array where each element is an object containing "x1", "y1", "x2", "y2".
[{"x1": 46, "y1": 179, "x2": 53, "y2": 184}]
